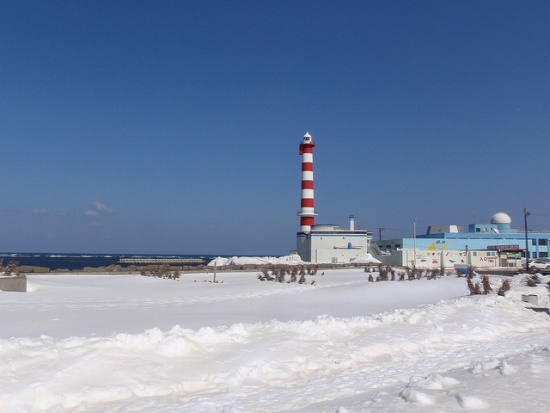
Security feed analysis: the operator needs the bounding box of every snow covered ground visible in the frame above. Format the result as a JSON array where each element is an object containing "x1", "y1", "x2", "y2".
[{"x1": 1, "y1": 268, "x2": 549, "y2": 412}]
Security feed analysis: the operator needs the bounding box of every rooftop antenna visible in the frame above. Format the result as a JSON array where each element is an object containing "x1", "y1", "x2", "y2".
[{"x1": 378, "y1": 227, "x2": 385, "y2": 241}]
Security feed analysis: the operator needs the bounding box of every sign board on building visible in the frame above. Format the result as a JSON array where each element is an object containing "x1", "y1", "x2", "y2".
[{"x1": 487, "y1": 245, "x2": 520, "y2": 251}]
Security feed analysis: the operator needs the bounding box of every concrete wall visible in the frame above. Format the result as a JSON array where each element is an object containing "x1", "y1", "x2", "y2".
[
  {"x1": 377, "y1": 249, "x2": 511, "y2": 269},
  {"x1": 310, "y1": 233, "x2": 369, "y2": 251},
  {"x1": 0, "y1": 275, "x2": 27, "y2": 292},
  {"x1": 314, "y1": 248, "x2": 367, "y2": 264},
  {"x1": 298, "y1": 231, "x2": 371, "y2": 263}
]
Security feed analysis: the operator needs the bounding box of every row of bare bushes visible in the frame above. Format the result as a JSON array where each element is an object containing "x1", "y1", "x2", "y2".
[
  {"x1": 1, "y1": 260, "x2": 21, "y2": 276},
  {"x1": 364, "y1": 265, "x2": 516, "y2": 297},
  {"x1": 141, "y1": 265, "x2": 181, "y2": 280},
  {"x1": 365, "y1": 265, "x2": 448, "y2": 282},
  {"x1": 466, "y1": 275, "x2": 511, "y2": 296},
  {"x1": 257, "y1": 265, "x2": 321, "y2": 285}
]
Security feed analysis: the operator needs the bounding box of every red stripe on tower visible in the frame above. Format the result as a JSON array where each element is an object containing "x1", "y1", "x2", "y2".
[{"x1": 298, "y1": 131, "x2": 318, "y2": 232}]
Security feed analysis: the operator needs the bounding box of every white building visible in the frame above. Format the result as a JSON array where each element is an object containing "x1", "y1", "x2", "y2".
[
  {"x1": 297, "y1": 218, "x2": 373, "y2": 264},
  {"x1": 372, "y1": 212, "x2": 543, "y2": 269}
]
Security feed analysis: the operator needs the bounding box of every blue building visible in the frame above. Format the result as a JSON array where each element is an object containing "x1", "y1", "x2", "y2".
[{"x1": 375, "y1": 212, "x2": 550, "y2": 259}]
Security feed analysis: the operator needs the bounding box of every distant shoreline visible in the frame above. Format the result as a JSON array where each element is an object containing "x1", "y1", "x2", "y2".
[{"x1": 0, "y1": 253, "x2": 287, "y2": 272}]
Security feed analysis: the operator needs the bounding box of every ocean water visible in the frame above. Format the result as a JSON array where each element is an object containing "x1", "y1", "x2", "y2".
[{"x1": 0, "y1": 252, "x2": 219, "y2": 271}]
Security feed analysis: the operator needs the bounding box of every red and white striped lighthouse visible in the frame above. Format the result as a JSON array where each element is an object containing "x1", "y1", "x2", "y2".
[{"x1": 298, "y1": 132, "x2": 318, "y2": 232}]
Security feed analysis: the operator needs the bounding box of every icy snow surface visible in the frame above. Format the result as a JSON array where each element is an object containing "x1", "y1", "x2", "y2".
[{"x1": 1, "y1": 269, "x2": 550, "y2": 412}]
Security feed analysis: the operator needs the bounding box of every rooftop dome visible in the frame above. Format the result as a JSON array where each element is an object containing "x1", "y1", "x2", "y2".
[{"x1": 491, "y1": 212, "x2": 512, "y2": 225}]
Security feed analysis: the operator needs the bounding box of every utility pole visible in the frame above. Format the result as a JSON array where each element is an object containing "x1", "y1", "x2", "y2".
[
  {"x1": 379, "y1": 227, "x2": 385, "y2": 241},
  {"x1": 524, "y1": 208, "x2": 530, "y2": 271},
  {"x1": 413, "y1": 218, "x2": 417, "y2": 268}
]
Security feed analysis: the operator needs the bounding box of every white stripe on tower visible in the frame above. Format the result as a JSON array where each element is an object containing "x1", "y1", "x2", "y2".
[{"x1": 298, "y1": 131, "x2": 318, "y2": 232}]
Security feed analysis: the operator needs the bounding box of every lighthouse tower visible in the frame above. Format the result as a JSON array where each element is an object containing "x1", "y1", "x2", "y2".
[
  {"x1": 296, "y1": 131, "x2": 372, "y2": 263},
  {"x1": 298, "y1": 132, "x2": 317, "y2": 232}
]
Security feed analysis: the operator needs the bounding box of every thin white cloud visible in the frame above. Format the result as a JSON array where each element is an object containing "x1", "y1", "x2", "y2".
[
  {"x1": 85, "y1": 201, "x2": 114, "y2": 218},
  {"x1": 32, "y1": 208, "x2": 48, "y2": 215},
  {"x1": 93, "y1": 201, "x2": 114, "y2": 214},
  {"x1": 84, "y1": 210, "x2": 100, "y2": 218}
]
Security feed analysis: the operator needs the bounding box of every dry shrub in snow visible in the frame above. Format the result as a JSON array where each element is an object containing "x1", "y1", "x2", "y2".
[
  {"x1": 290, "y1": 272, "x2": 297, "y2": 283},
  {"x1": 482, "y1": 275, "x2": 492, "y2": 294},
  {"x1": 415, "y1": 268, "x2": 423, "y2": 280},
  {"x1": 467, "y1": 276, "x2": 476, "y2": 295},
  {"x1": 378, "y1": 265, "x2": 389, "y2": 281},
  {"x1": 474, "y1": 283, "x2": 482, "y2": 295},
  {"x1": 277, "y1": 268, "x2": 286, "y2": 283},
  {"x1": 256, "y1": 267, "x2": 312, "y2": 285},
  {"x1": 308, "y1": 266, "x2": 318, "y2": 275},
  {"x1": 2, "y1": 260, "x2": 19, "y2": 276},
  {"x1": 526, "y1": 275, "x2": 541, "y2": 287},
  {"x1": 258, "y1": 270, "x2": 275, "y2": 281},
  {"x1": 497, "y1": 279, "x2": 511, "y2": 296},
  {"x1": 141, "y1": 265, "x2": 180, "y2": 280},
  {"x1": 466, "y1": 275, "x2": 489, "y2": 295},
  {"x1": 427, "y1": 268, "x2": 441, "y2": 280}
]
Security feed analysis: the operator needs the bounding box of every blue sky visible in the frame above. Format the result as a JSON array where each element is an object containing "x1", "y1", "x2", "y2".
[{"x1": 1, "y1": 0, "x2": 548, "y2": 255}]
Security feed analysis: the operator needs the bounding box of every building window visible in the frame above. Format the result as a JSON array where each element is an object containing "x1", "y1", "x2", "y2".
[{"x1": 539, "y1": 239, "x2": 548, "y2": 246}]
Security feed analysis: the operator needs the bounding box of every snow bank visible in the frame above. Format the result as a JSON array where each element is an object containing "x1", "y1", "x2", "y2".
[
  {"x1": 350, "y1": 252, "x2": 381, "y2": 264},
  {"x1": 2, "y1": 297, "x2": 550, "y2": 412},
  {"x1": 207, "y1": 253, "x2": 303, "y2": 266},
  {"x1": 208, "y1": 252, "x2": 380, "y2": 266}
]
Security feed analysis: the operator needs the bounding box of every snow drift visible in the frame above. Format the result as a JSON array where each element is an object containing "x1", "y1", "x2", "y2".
[{"x1": 207, "y1": 253, "x2": 304, "y2": 266}]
